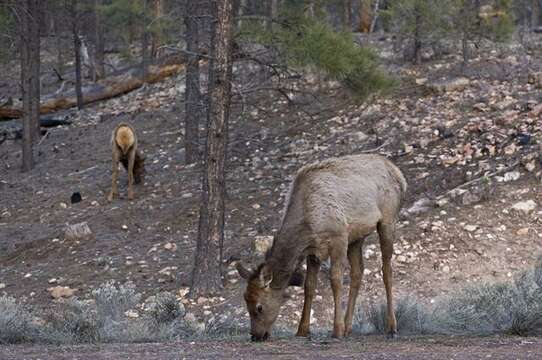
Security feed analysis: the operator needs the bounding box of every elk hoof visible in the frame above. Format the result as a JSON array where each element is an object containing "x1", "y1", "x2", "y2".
[
  {"x1": 107, "y1": 192, "x2": 116, "y2": 202},
  {"x1": 386, "y1": 330, "x2": 397, "y2": 339}
]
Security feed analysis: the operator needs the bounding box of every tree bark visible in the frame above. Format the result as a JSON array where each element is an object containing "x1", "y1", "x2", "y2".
[
  {"x1": 184, "y1": 0, "x2": 202, "y2": 165},
  {"x1": 94, "y1": 0, "x2": 105, "y2": 80},
  {"x1": 72, "y1": 0, "x2": 83, "y2": 110},
  {"x1": 151, "y1": 0, "x2": 164, "y2": 59},
  {"x1": 359, "y1": 0, "x2": 372, "y2": 33},
  {"x1": 141, "y1": 0, "x2": 150, "y2": 80},
  {"x1": 237, "y1": 0, "x2": 247, "y2": 28},
  {"x1": 1, "y1": 59, "x2": 186, "y2": 120},
  {"x1": 270, "y1": 0, "x2": 279, "y2": 29},
  {"x1": 191, "y1": 0, "x2": 235, "y2": 297},
  {"x1": 413, "y1": 5, "x2": 422, "y2": 65},
  {"x1": 20, "y1": 0, "x2": 41, "y2": 172},
  {"x1": 343, "y1": 0, "x2": 352, "y2": 32}
]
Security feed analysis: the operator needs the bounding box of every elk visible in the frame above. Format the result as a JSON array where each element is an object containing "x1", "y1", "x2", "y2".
[
  {"x1": 108, "y1": 122, "x2": 145, "y2": 201},
  {"x1": 237, "y1": 154, "x2": 407, "y2": 341}
]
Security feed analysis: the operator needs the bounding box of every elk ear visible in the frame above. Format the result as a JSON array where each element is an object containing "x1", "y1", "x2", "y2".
[
  {"x1": 258, "y1": 264, "x2": 273, "y2": 288},
  {"x1": 288, "y1": 270, "x2": 304, "y2": 287},
  {"x1": 236, "y1": 262, "x2": 253, "y2": 280}
]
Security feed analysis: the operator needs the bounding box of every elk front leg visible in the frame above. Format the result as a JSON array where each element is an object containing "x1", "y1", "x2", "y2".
[
  {"x1": 127, "y1": 148, "x2": 135, "y2": 200},
  {"x1": 378, "y1": 221, "x2": 397, "y2": 338},
  {"x1": 108, "y1": 149, "x2": 120, "y2": 202},
  {"x1": 344, "y1": 240, "x2": 364, "y2": 336},
  {"x1": 296, "y1": 255, "x2": 320, "y2": 337},
  {"x1": 329, "y1": 239, "x2": 347, "y2": 338}
]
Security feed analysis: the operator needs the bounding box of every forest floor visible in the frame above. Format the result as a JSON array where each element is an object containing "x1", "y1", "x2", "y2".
[
  {"x1": 2, "y1": 335, "x2": 542, "y2": 359},
  {"x1": 1, "y1": 34, "x2": 542, "y2": 357}
]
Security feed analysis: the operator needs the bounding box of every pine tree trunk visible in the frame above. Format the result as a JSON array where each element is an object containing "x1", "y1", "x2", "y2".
[
  {"x1": 29, "y1": 0, "x2": 41, "y2": 142},
  {"x1": 184, "y1": 0, "x2": 202, "y2": 165},
  {"x1": 141, "y1": 0, "x2": 150, "y2": 80},
  {"x1": 191, "y1": 0, "x2": 235, "y2": 297},
  {"x1": 270, "y1": 0, "x2": 279, "y2": 29},
  {"x1": 72, "y1": 0, "x2": 83, "y2": 110},
  {"x1": 359, "y1": 0, "x2": 372, "y2": 33},
  {"x1": 20, "y1": 0, "x2": 41, "y2": 172},
  {"x1": 53, "y1": 5, "x2": 64, "y2": 80},
  {"x1": 237, "y1": 0, "x2": 247, "y2": 28},
  {"x1": 343, "y1": 0, "x2": 352, "y2": 32},
  {"x1": 151, "y1": 0, "x2": 164, "y2": 59},
  {"x1": 94, "y1": 0, "x2": 105, "y2": 80},
  {"x1": 20, "y1": 1, "x2": 31, "y2": 172},
  {"x1": 413, "y1": 7, "x2": 422, "y2": 65},
  {"x1": 305, "y1": 0, "x2": 315, "y2": 18}
]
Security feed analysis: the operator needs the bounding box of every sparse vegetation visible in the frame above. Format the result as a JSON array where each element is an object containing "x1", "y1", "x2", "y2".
[
  {"x1": 355, "y1": 258, "x2": 542, "y2": 336},
  {"x1": 0, "y1": 283, "x2": 195, "y2": 345},
  {"x1": 0, "y1": 296, "x2": 40, "y2": 344}
]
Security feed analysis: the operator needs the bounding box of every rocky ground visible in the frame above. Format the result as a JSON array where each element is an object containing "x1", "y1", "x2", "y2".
[{"x1": 1, "y1": 33, "x2": 542, "y2": 356}]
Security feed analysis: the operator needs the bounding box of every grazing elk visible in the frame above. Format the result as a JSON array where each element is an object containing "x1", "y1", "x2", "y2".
[
  {"x1": 237, "y1": 154, "x2": 407, "y2": 341},
  {"x1": 108, "y1": 122, "x2": 145, "y2": 201}
]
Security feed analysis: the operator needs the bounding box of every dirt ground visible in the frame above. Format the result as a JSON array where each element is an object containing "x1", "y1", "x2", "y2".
[
  {"x1": 1, "y1": 33, "x2": 542, "y2": 354},
  {"x1": 2, "y1": 335, "x2": 542, "y2": 360}
]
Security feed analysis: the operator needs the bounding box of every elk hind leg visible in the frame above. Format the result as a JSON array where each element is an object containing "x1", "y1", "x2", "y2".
[
  {"x1": 108, "y1": 148, "x2": 120, "y2": 202},
  {"x1": 344, "y1": 239, "x2": 364, "y2": 336},
  {"x1": 377, "y1": 221, "x2": 397, "y2": 338},
  {"x1": 329, "y1": 236, "x2": 347, "y2": 338},
  {"x1": 127, "y1": 147, "x2": 135, "y2": 200}
]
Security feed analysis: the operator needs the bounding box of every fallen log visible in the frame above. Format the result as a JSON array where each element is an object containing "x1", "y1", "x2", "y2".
[{"x1": 0, "y1": 60, "x2": 186, "y2": 120}]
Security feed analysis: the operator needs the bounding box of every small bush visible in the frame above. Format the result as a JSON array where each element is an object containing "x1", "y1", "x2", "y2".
[
  {"x1": 0, "y1": 296, "x2": 40, "y2": 344},
  {"x1": 93, "y1": 281, "x2": 141, "y2": 322},
  {"x1": 355, "y1": 296, "x2": 432, "y2": 335},
  {"x1": 42, "y1": 299, "x2": 99, "y2": 344},
  {"x1": 433, "y1": 260, "x2": 542, "y2": 336},
  {"x1": 147, "y1": 292, "x2": 185, "y2": 324}
]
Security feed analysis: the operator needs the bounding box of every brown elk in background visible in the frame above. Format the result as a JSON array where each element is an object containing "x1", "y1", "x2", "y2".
[
  {"x1": 237, "y1": 154, "x2": 407, "y2": 340},
  {"x1": 108, "y1": 123, "x2": 145, "y2": 201}
]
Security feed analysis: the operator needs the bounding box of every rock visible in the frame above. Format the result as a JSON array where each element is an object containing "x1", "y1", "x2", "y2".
[
  {"x1": 503, "y1": 171, "x2": 521, "y2": 182},
  {"x1": 178, "y1": 287, "x2": 189, "y2": 298},
  {"x1": 406, "y1": 198, "x2": 433, "y2": 216},
  {"x1": 350, "y1": 131, "x2": 368, "y2": 142},
  {"x1": 0, "y1": 283, "x2": 5, "y2": 289},
  {"x1": 396, "y1": 255, "x2": 407, "y2": 263},
  {"x1": 254, "y1": 235, "x2": 273, "y2": 256},
  {"x1": 182, "y1": 193, "x2": 193, "y2": 198},
  {"x1": 64, "y1": 222, "x2": 93, "y2": 241},
  {"x1": 442, "y1": 265, "x2": 450, "y2": 273},
  {"x1": 48, "y1": 286, "x2": 77, "y2": 299},
  {"x1": 252, "y1": 204, "x2": 261, "y2": 210},
  {"x1": 525, "y1": 161, "x2": 536, "y2": 173},
  {"x1": 436, "y1": 198, "x2": 449, "y2": 207},
  {"x1": 464, "y1": 224, "x2": 478, "y2": 232},
  {"x1": 164, "y1": 242, "x2": 177, "y2": 251},
  {"x1": 48, "y1": 278, "x2": 58, "y2": 284},
  {"x1": 461, "y1": 191, "x2": 481, "y2": 206},
  {"x1": 516, "y1": 228, "x2": 529, "y2": 236},
  {"x1": 426, "y1": 77, "x2": 470, "y2": 95},
  {"x1": 511, "y1": 200, "x2": 537, "y2": 214},
  {"x1": 528, "y1": 72, "x2": 542, "y2": 88},
  {"x1": 125, "y1": 309, "x2": 139, "y2": 318}
]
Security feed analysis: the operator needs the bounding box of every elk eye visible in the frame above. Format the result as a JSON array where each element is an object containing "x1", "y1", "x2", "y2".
[{"x1": 257, "y1": 304, "x2": 263, "y2": 313}]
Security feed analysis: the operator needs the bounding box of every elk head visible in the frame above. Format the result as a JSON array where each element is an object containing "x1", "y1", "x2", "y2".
[{"x1": 237, "y1": 262, "x2": 304, "y2": 341}]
